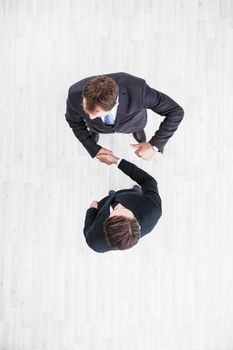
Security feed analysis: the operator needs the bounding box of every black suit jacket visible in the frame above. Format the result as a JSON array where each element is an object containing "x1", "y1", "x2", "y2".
[
  {"x1": 83, "y1": 159, "x2": 162, "y2": 253},
  {"x1": 65, "y1": 72, "x2": 184, "y2": 158}
]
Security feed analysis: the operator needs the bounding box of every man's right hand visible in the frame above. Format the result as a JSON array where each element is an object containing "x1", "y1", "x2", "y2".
[
  {"x1": 100, "y1": 154, "x2": 119, "y2": 165},
  {"x1": 96, "y1": 147, "x2": 115, "y2": 165}
]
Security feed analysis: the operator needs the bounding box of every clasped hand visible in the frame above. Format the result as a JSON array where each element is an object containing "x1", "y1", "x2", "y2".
[{"x1": 96, "y1": 143, "x2": 157, "y2": 165}]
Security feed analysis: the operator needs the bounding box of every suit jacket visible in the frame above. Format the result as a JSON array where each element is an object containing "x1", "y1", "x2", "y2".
[
  {"x1": 83, "y1": 159, "x2": 162, "y2": 253},
  {"x1": 65, "y1": 72, "x2": 184, "y2": 158}
]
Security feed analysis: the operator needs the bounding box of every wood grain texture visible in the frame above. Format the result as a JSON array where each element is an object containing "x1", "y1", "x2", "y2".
[{"x1": 0, "y1": 0, "x2": 233, "y2": 349}]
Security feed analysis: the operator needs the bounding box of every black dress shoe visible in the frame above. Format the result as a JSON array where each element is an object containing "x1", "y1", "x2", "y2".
[
  {"x1": 90, "y1": 131, "x2": 99, "y2": 143},
  {"x1": 132, "y1": 130, "x2": 146, "y2": 143}
]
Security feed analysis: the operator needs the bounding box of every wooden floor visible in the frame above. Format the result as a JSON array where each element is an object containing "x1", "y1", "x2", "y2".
[{"x1": 1, "y1": 0, "x2": 233, "y2": 349}]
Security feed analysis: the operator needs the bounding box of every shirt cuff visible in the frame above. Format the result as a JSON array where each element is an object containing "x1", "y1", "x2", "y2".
[
  {"x1": 116, "y1": 158, "x2": 122, "y2": 166},
  {"x1": 152, "y1": 145, "x2": 159, "y2": 152}
]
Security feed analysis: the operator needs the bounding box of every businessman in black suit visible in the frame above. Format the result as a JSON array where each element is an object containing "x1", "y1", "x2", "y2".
[
  {"x1": 65, "y1": 72, "x2": 184, "y2": 165},
  {"x1": 83, "y1": 155, "x2": 162, "y2": 253}
]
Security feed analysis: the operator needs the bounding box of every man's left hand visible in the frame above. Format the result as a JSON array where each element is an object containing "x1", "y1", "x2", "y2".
[
  {"x1": 131, "y1": 142, "x2": 157, "y2": 160},
  {"x1": 90, "y1": 201, "x2": 98, "y2": 209}
]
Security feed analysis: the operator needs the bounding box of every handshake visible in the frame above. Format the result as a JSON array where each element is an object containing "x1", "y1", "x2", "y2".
[{"x1": 96, "y1": 142, "x2": 157, "y2": 165}]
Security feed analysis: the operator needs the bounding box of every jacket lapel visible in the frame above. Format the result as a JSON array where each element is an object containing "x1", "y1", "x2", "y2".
[{"x1": 114, "y1": 84, "x2": 128, "y2": 128}]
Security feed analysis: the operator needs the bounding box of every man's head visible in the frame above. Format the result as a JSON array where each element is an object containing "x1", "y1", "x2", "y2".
[
  {"x1": 103, "y1": 204, "x2": 141, "y2": 250},
  {"x1": 82, "y1": 76, "x2": 119, "y2": 118}
]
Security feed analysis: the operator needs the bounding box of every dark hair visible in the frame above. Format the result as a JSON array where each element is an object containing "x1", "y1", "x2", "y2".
[
  {"x1": 103, "y1": 215, "x2": 140, "y2": 250},
  {"x1": 82, "y1": 76, "x2": 119, "y2": 112}
]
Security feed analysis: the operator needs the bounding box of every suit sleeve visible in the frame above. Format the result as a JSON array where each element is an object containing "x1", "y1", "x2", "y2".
[
  {"x1": 83, "y1": 208, "x2": 98, "y2": 246},
  {"x1": 65, "y1": 90, "x2": 101, "y2": 158},
  {"x1": 143, "y1": 83, "x2": 184, "y2": 153},
  {"x1": 118, "y1": 159, "x2": 161, "y2": 207}
]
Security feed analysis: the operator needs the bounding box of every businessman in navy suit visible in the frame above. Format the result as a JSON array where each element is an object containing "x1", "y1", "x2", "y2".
[
  {"x1": 65, "y1": 72, "x2": 184, "y2": 164},
  {"x1": 83, "y1": 155, "x2": 162, "y2": 253}
]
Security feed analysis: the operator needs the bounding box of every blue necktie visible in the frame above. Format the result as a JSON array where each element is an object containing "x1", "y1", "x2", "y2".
[{"x1": 104, "y1": 113, "x2": 115, "y2": 125}]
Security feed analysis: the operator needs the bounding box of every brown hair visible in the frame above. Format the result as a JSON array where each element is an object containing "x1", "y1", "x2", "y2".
[
  {"x1": 103, "y1": 215, "x2": 140, "y2": 250},
  {"x1": 82, "y1": 76, "x2": 119, "y2": 113}
]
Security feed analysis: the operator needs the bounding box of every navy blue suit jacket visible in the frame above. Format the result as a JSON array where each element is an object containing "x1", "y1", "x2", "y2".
[
  {"x1": 65, "y1": 72, "x2": 184, "y2": 158},
  {"x1": 83, "y1": 159, "x2": 162, "y2": 253}
]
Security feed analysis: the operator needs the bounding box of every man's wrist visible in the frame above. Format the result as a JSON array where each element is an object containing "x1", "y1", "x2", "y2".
[
  {"x1": 116, "y1": 158, "x2": 121, "y2": 166},
  {"x1": 94, "y1": 146, "x2": 102, "y2": 158},
  {"x1": 148, "y1": 142, "x2": 158, "y2": 152}
]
